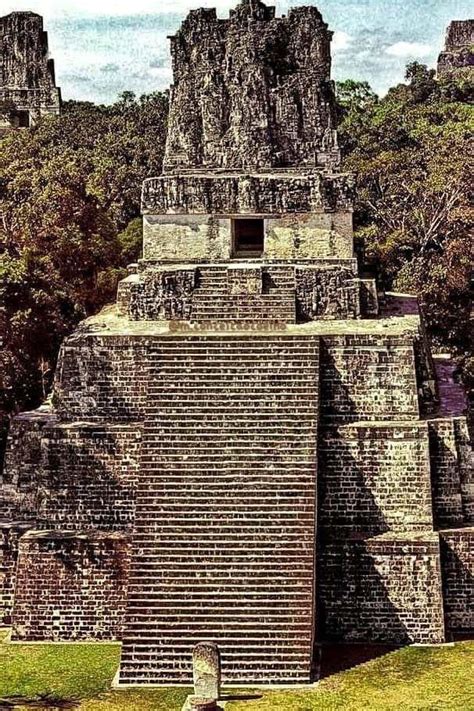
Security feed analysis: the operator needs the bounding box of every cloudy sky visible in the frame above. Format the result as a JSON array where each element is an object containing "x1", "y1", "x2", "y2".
[{"x1": 3, "y1": 0, "x2": 472, "y2": 103}]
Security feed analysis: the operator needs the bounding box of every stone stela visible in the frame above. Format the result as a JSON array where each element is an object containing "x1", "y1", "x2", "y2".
[
  {"x1": 181, "y1": 642, "x2": 221, "y2": 711},
  {"x1": 0, "y1": 0, "x2": 473, "y2": 689}
]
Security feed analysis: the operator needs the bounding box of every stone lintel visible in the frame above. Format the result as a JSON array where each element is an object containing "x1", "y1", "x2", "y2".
[{"x1": 142, "y1": 171, "x2": 355, "y2": 215}]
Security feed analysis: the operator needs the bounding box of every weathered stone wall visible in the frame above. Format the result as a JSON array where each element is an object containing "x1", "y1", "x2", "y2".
[
  {"x1": 129, "y1": 269, "x2": 196, "y2": 321},
  {"x1": 12, "y1": 531, "x2": 130, "y2": 641},
  {"x1": 265, "y1": 213, "x2": 353, "y2": 260},
  {"x1": 429, "y1": 418, "x2": 474, "y2": 529},
  {"x1": 445, "y1": 19, "x2": 474, "y2": 49},
  {"x1": 320, "y1": 334, "x2": 419, "y2": 422},
  {"x1": 123, "y1": 264, "x2": 368, "y2": 323},
  {"x1": 0, "y1": 522, "x2": 30, "y2": 624},
  {"x1": 37, "y1": 423, "x2": 139, "y2": 531},
  {"x1": 440, "y1": 528, "x2": 474, "y2": 635},
  {"x1": 164, "y1": 0, "x2": 336, "y2": 171},
  {"x1": 1, "y1": 410, "x2": 55, "y2": 521},
  {"x1": 0, "y1": 12, "x2": 61, "y2": 127},
  {"x1": 319, "y1": 533, "x2": 445, "y2": 644},
  {"x1": 142, "y1": 212, "x2": 354, "y2": 262},
  {"x1": 54, "y1": 336, "x2": 158, "y2": 422},
  {"x1": 320, "y1": 422, "x2": 433, "y2": 536},
  {"x1": 296, "y1": 268, "x2": 360, "y2": 321},
  {"x1": 142, "y1": 173, "x2": 354, "y2": 215},
  {"x1": 143, "y1": 215, "x2": 232, "y2": 262},
  {"x1": 3, "y1": 419, "x2": 140, "y2": 531}
]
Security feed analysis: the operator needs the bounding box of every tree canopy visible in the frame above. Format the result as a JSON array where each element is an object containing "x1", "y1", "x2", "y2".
[
  {"x1": 337, "y1": 65, "x2": 473, "y2": 382},
  {"x1": 0, "y1": 92, "x2": 168, "y2": 414}
]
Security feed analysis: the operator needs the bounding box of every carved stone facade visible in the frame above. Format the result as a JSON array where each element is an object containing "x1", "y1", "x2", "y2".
[
  {"x1": 0, "y1": 12, "x2": 61, "y2": 132},
  {"x1": 164, "y1": 1, "x2": 337, "y2": 172},
  {"x1": 437, "y1": 20, "x2": 474, "y2": 78},
  {"x1": 0, "y1": 0, "x2": 472, "y2": 688}
]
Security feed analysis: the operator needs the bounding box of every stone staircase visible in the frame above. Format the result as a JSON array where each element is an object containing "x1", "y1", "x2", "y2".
[
  {"x1": 118, "y1": 333, "x2": 320, "y2": 684},
  {"x1": 190, "y1": 266, "x2": 296, "y2": 323}
]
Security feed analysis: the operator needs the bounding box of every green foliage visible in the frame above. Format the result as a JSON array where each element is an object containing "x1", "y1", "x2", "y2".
[
  {"x1": 336, "y1": 80, "x2": 378, "y2": 152},
  {"x1": 0, "y1": 92, "x2": 168, "y2": 414},
  {"x1": 338, "y1": 67, "x2": 473, "y2": 358},
  {"x1": 117, "y1": 217, "x2": 143, "y2": 265}
]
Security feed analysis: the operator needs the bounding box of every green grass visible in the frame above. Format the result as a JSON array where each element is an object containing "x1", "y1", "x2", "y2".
[
  {"x1": 1, "y1": 629, "x2": 473, "y2": 710},
  {"x1": 227, "y1": 643, "x2": 474, "y2": 711}
]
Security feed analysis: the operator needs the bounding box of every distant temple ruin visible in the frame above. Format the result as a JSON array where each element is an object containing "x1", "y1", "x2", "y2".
[
  {"x1": 0, "y1": 0, "x2": 473, "y2": 687},
  {"x1": 0, "y1": 12, "x2": 61, "y2": 131},
  {"x1": 437, "y1": 20, "x2": 474, "y2": 77}
]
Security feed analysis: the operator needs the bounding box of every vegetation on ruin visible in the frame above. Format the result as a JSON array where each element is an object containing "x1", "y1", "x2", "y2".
[
  {"x1": 1, "y1": 631, "x2": 473, "y2": 710},
  {"x1": 337, "y1": 64, "x2": 474, "y2": 388},
  {"x1": 0, "y1": 92, "x2": 168, "y2": 420},
  {"x1": 0, "y1": 64, "x2": 472, "y2": 425}
]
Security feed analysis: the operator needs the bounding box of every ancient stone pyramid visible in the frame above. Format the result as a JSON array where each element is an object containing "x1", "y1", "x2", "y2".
[
  {"x1": 437, "y1": 20, "x2": 474, "y2": 78},
  {"x1": 0, "y1": 12, "x2": 61, "y2": 130},
  {"x1": 1, "y1": 0, "x2": 473, "y2": 687}
]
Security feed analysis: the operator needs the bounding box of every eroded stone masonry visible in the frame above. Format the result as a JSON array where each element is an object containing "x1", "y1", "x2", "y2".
[
  {"x1": 1, "y1": 0, "x2": 473, "y2": 686},
  {"x1": 437, "y1": 20, "x2": 474, "y2": 78},
  {"x1": 0, "y1": 12, "x2": 61, "y2": 132}
]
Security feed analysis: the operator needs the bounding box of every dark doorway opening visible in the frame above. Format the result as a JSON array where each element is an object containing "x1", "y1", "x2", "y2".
[
  {"x1": 15, "y1": 111, "x2": 30, "y2": 128},
  {"x1": 232, "y1": 218, "x2": 264, "y2": 257}
]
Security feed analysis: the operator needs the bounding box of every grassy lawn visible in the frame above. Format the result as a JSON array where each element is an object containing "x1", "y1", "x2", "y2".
[{"x1": 1, "y1": 629, "x2": 473, "y2": 710}]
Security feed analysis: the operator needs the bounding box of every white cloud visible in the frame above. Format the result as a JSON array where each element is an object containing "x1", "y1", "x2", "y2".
[
  {"x1": 385, "y1": 41, "x2": 432, "y2": 58},
  {"x1": 332, "y1": 30, "x2": 352, "y2": 52}
]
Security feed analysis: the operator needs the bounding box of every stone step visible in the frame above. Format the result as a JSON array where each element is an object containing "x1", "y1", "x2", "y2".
[
  {"x1": 120, "y1": 651, "x2": 310, "y2": 664},
  {"x1": 147, "y1": 342, "x2": 315, "y2": 350},
  {"x1": 119, "y1": 332, "x2": 318, "y2": 684},
  {"x1": 129, "y1": 550, "x2": 313, "y2": 560},
  {"x1": 135, "y1": 478, "x2": 316, "y2": 484},
  {"x1": 118, "y1": 669, "x2": 310, "y2": 684},
  {"x1": 128, "y1": 554, "x2": 314, "y2": 566},
  {"x1": 144, "y1": 414, "x2": 316, "y2": 420},
  {"x1": 122, "y1": 634, "x2": 312, "y2": 644},
  {"x1": 140, "y1": 434, "x2": 315, "y2": 444},
  {"x1": 126, "y1": 579, "x2": 313, "y2": 589},
  {"x1": 125, "y1": 591, "x2": 311, "y2": 601},
  {"x1": 143, "y1": 406, "x2": 316, "y2": 414},
  {"x1": 137, "y1": 467, "x2": 316, "y2": 476},
  {"x1": 144, "y1": 422, "x2": 316, "y2": 429},
  {"x1": 129, "y1": 497, "x2": 313, "y2": 508}
]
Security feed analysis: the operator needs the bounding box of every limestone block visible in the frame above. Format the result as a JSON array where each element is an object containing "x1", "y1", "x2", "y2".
[
  {"x1": 227, "y1": 266, "x2": 262, "y2": 295},
  {"x1": 295, "y1": 267, "x2": 360, "y2": 320},
  {"x1": 192, "y1": 642, "x2": 221, "y2": 700},
  {"x1": 320, "y1": 532, "x2": 446, "y2": 644},
  {"x1": 143, "y1": 215, "x2": 231, "y2": 262},
  {"x1": 11, "y1": 530, "x2": 130, "y2": 641},
  {"x1": 129, "y1": 268, "x2": 196, "y2": 320},
  {"x1": 266, "y1": 213, "x2": 353, "y2": 260},
  {"x1": 440, "y1": 527, "x2": 474, "y2": 634}
]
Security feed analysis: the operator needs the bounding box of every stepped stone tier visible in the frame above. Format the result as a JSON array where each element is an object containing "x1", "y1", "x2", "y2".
[
  {"x1": 437, "y1": 20, "x2": 474, "y2": 78},
  {"x1": 0, "y1": 0, "x2": 473, "y2": 687},
  {"x1": 0, "y1": 12, "x2": 61, "y2": 132}
]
